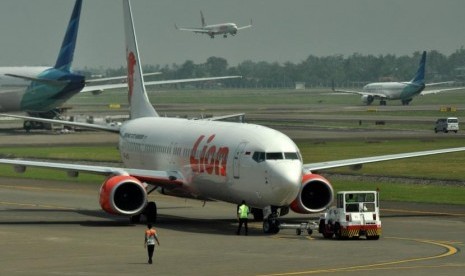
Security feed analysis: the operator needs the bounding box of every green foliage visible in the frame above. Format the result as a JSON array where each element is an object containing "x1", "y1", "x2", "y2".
[
  {"x1": 332, "y1": 179, "x2": 465, "y2": 205},
  {"x1": 297, "y1": 139, "x2": 465, "y2": 180},
  {"x1": 81, "y1": 48, "x2": 465, "y2": 88}
]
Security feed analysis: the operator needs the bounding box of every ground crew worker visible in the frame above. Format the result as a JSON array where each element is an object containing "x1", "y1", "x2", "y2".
[
  {"x1": 144, "y1": 223, "x2": 160, "y2": 264},
  {"x1": 236, "y1": 200, "x2": 250, "y2": 235}
]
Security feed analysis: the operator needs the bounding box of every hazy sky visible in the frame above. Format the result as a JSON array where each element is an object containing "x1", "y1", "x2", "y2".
[{"x1": 1, "y1": 0, "x2": 464, "y2": 70}]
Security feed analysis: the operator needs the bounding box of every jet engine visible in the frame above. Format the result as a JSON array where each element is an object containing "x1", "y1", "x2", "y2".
[
  {"x1": 99, "y1": 175, "x2": 147, "y2": 216},
  {"x1": 361, "y1": 95, "x2": 374, "y2": 105},
  {"x1": 290, "y1": 173, "x2": 334, "y2": 214}
]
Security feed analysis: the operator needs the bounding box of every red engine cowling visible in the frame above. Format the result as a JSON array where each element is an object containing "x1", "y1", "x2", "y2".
[
  {"x1": 290, "y1": 173, "x2": 334, "y2": 214},
  {"x1": 99, "y1": 175, "x2": 148, "y2": 216}
]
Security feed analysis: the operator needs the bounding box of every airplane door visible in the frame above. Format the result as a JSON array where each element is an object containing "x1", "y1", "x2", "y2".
[{"x1": 233, "y1": 142, "x2": 247, "y2": 179}]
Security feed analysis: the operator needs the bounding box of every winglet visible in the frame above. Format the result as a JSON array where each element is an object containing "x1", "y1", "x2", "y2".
[
  {"x1": 200, "y1": 11, "x2": 206, "y2": 27},
  {"x1": 123, "y1": 0, "x2": 158, "y2": 118},
  {"x1": 54, "y1": 0, "x2": 82, "y2": 72},
  {"x1": 410, "y1": 51, "x2": 426, "y2": 84}
]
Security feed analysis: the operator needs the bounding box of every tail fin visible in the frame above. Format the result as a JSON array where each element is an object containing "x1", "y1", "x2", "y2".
[
  {"x1": 410, "y1": 51, "x2": 426, "y2": 84},
  {"x1": 200, "y1": 11, "x2": 206, "y2": 27},
  {"x1": 53, "y1": 0, "x2": 82, "y2": 72},
  {"x1": 123, "y1": 0, "x2": 158, "y2": 119}
]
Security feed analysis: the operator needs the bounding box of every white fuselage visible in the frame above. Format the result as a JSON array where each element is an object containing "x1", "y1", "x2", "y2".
[
  {"x1": 363, "y1": 82, "x2": 422, "y2": 100},
  {"x1": 204, "y1": 23, "x2": 238, "y2": 35},
  {"x1": 119, "y1": 117, "x2": 303, "y2": 208},
  {"x1": 0, "y1": 66, "x2": 50, "y2": 112}
]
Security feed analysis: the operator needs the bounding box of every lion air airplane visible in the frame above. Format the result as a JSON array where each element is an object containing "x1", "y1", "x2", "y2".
[
  {"x1": 332, "y1": 51, "x2": 463, "y2": 106},
  {"x1": 0, "y1": 0, "x2": 240, "y2": 131},
  {"x1": 1, "y1": 0, "x2": 465, "y2": 234},
  {"x1": 175, "y1": 11, "x2": 252, "y2": 38}
]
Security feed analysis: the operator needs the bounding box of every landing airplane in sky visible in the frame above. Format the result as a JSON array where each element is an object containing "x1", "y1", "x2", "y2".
[
  {"x1": 332, "y1": 51, "x2": 463, "y2": 105},
  {"x1": 1, "y1": 0, "x2": 464, "y2": 234},
  {"x1": 0, "y1": 0, "x2": 240, "y2": 131},
  {"x1": 175, "y1": 11, "x2": 252, "y2": 38}
]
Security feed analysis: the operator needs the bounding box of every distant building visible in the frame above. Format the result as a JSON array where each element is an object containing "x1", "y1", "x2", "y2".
[{"x1": 295, "y1": 82, "x2": 305, "y2": 90}]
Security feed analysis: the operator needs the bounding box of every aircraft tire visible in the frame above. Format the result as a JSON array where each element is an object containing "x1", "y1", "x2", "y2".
[
  {"x1": 145, "y1": 201, "x2": 157, "y2": 223},
  {"x1": 262, "y1": 218, "x2": 280, "y2": 234}
]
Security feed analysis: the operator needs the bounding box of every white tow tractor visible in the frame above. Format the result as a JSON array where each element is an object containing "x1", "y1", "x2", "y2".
[{"x1": 318, "y1": 191, "x2": 381, "y2": 240}]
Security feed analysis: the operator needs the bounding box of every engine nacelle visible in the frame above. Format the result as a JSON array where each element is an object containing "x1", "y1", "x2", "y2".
[
  {"x1": 99, "y1": 175, "x2": 147, "y2": 216},
  {"x1": 361, "y1": 95, "x2": 374, "y2": 105},
  {"x1": 290, "y1": 173, "x2": 334, "y2": 214}
]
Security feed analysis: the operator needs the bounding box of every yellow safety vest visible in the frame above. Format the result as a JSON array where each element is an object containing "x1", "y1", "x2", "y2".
[{"x1": 239, "y1": 204, "x2": 249, "y2": 219}]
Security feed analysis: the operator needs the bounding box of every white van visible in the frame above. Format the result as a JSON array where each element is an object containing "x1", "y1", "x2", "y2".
[{"x1": 434, "y1": 117, "x2": 459, "y2": 133}]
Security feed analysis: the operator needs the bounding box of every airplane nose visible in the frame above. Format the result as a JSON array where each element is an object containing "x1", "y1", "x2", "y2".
[{"x1": 269, "y1": 162, "x2": 302, "y2": 205}]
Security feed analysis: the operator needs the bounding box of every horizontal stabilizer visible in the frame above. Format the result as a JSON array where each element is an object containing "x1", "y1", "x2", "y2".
[{"x1": 5, "y1": 73, "x2": 70, "y2": 86}]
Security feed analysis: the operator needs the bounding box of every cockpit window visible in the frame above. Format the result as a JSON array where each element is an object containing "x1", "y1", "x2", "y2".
[
  {"x1": 253, "y1": 151, "x2": 299, "y2": 162},
  {"x1": 284, "y1": 152, "x2": 299, "y2": 160},
  {"x1": 266, "y1": 152, "x2": 283, "y2": 160},
  {"x1": 252, "y1": 152, "x2": 265, "y2": 162}
]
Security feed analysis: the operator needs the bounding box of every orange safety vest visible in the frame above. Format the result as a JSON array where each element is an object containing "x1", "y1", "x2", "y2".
[{"x1": 146, "y1": 229, "x2": 157, "y2": 245}]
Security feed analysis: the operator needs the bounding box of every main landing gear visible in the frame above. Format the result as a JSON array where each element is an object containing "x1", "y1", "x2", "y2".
[
  {"x1": 129, "y1": 201, "x2": 157, "y2": 224},
  {"x1": 130, "y1": 186, "x2": 158, "y2": 224}
]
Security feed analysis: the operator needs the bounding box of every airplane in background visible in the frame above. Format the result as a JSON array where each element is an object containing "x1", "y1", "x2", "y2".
[
  {"x1": 0, "y1": 0, "x2": 240, "y2": 131},
  {"x1": 332, "y1": 51, "x2": 463, "y2": 106},
  {"x1": 175, "y1": 11, "x2": 252, "y2": 38},
  {"x1": 1, "y1": 0, "x2": 465, "y2": 234}
]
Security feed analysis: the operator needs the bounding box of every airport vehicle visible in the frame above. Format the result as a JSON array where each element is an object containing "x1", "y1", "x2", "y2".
[
  {"x1": 175, "y1": 11, "x2": 252, "y2": 38},
  {"x1": 0, "y1": 0, "x2": 240, "y2": 131},
  {"x1": 278, "y1": 221, "x2": 317, "y2": 236},
  {"x1": 434, "y1": 117, "x2": 459, "y2": 133},
  {"x1": 332, "y1": 51, "x2": 463, "y2": 105},
  {"x1": 1, "y1": 0, "x2": 465, "y2": 234},
  {"x1": 319, "y1": 191, "x2": 381, "y2": 240}
]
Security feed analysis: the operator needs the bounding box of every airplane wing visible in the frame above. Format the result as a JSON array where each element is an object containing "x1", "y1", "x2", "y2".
[
  {"x1": 425, "y1": 81, "x2": 454, "y2": 87},
  {"x1": 85, "y1": 72, "x2": 162, "y2": 83},
  {"x1": 303, "y1": 147, "x2": 465, "y2": 172},
  {"x1": 331, "y1": 88, "x2": 386, "y2": 99},
  {"x1": 174, "y1": 24, "x2": 210, "y2": 33},
  {"x1": 0, "y1": 158, "x2": 185, "y2": 189},
  {"x1": 81, "y1": 75, "x2": 242, "y2": 93},
  {"x1": 237, "y1": 19, "x2": 253, "y2": 30},
  {"x1": 420, "y1": 87, "x2": 465, "y2": 95},
  {"x1": 197, "y1": 113, "x2": 245, "y2": 121},
  {"x1": 0, "y1": 113, "x2": 120, "y2": 133}
]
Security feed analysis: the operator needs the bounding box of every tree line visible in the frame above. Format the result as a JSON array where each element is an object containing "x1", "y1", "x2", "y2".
[{"x1": 84, "y1": 48, "x2": 465, "y2": 89}]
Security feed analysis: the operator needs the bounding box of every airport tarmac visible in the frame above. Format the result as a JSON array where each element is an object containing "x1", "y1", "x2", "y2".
[
  {"x1": 0, "y1": 178, "x2": 464, "y2": 276},
  {"x1": 0, "y1": 101, "x2": 464, "y2": 275}
]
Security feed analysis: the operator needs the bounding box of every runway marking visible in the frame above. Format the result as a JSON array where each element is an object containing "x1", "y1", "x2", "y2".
[
  {"x1": 257, "y1": 237, "x2": 459, "y2": 276},
  {"x1": 382, "y1": 208, "x2": 465, "y2": 217},
  {"x1": 0, "y1": 201, "x2": 75, "y2": 210}
]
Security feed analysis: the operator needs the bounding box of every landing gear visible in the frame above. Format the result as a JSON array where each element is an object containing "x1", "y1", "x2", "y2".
[
  {"x1": 23, "y1": 121, "x2": 44, "y2": 132},
  {"x1": 144, "y1": 201, "x2": 157, "y2": 223},
  {"x1": 401, "y1": 98, "x2": 412, "y2": 105},
  {"x1": 262, "y1": 206, "x2": 281, "y2": 234},
  {"x1": 129, "y1": 201, "x2": 157, "y2": 224},
  {"x1": 379, "y1": 100, "x2": 387, "y2": 106},
  {"x1": 223, "y1": 34, "x2": 227, "y2": 38},
  {"x1": 263, "y1": 215, "x2": 280, "y2": 234}
]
